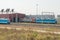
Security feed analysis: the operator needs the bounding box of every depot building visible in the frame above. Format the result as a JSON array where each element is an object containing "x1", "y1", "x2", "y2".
[{"x1": 0, "y1": 13, "x2": 25, "y2": 22}]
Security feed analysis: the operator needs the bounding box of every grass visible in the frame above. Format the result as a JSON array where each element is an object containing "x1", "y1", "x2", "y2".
[
  {"x1": 0, "y1": 28, "x2": 60, "y2": 40},
  {"x1": 0, "y1": 23, "x2": 60, "y2": 40}
]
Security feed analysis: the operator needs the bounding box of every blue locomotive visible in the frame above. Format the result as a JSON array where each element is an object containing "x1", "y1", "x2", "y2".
[
  {"x1": 35, "y1": 18, "x2": 57, "y2": 24},
  {"x1": 0, "y1": 18, "x2": 10, "y2": 24}
]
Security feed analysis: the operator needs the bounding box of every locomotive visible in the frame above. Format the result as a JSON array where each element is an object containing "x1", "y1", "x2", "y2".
[
  {"x1": 0, "y1": 18, "x2": 10, "y2": 24},
  {"x1": 35, "y1": 18, "x2": 57, "y2": 24}
]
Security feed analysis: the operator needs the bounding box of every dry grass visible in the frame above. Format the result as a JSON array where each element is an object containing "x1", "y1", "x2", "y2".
[
  {"x1": 0, "y1": 23, "x2": 60, "y2": 40},
  {"x1": 0, "y1": 28, "x2": 60, "y2": 40}
]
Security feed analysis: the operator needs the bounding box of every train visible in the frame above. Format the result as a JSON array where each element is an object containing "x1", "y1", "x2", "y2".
[
  {"x1": 22, "y1": 15, "x2": 57, "y2": 24},
  {"x1": 0, "y1": 18, "x2": 57, "y2": 24},
  {"x1": 22, "y1": 17, "x2": 57, "y2": 24},
  {"x1": 35, "y1": 18, "x2": 57, "y2": 24},
  {"x1": 0, "y1": 18, "x2": 10, "y2": 24}
]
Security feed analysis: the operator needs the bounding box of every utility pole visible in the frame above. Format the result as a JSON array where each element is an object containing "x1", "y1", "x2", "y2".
[
  {"x1": 36, "y1": 4, "x2": 38, "y2": 16},
  {"x1": 16, "y1": 13, "x2": 18, "y2": 22},
  {"x1": 11, "y1": 9, "x2": 14, "y2": 22}
]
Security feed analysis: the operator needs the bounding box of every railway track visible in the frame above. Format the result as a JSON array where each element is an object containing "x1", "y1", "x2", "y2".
[
  {"x1": 0, "y1": 23, "x2": 60, "y2": 34},
  {"x1": 0, "y1": 23, "x2": 60, "y2": 28},
  {"x1": 10, "y1": 23, "x2": 60, "y2": 28}
]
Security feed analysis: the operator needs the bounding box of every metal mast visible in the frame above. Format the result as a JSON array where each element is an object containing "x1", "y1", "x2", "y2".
[
  {"x1": 11, "y1": 9, "x2": 14, "y2": 22},
  {"x1": 15, "y1": 10, "x2": 18, "y2": 22},
  {"x1": 36, "y1": 4, "x2": 38, "y2": 16}
]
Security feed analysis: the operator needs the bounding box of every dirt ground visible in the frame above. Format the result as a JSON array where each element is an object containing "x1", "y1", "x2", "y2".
[
  {"x1": 0, "y1": 23, "x2": 60, "y2": 40},
  {"x1": 0, "y1": 23, "x2": 60, "y2": 32}
]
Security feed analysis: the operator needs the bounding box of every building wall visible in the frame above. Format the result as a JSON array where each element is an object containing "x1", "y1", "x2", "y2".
[
  {"x1": 0, "y1": 13, "x2": 25, "y2": 22},
  {"x1": 0, "y1": 14, "x2": 9, "y2": 18}
]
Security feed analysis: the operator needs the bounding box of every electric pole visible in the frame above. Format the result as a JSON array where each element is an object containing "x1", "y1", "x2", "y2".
[{"x1": 36, "y1": 4, "x2": 38, "y2": 15}]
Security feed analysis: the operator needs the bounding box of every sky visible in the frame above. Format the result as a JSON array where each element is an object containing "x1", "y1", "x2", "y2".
[{"x1": 0, "y1": 0, "x2": 60, "y2": 15}]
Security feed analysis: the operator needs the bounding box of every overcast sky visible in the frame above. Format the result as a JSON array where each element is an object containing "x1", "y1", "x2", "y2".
[{"x1": 0, "y1": 0, "x2": 60, "y2": 15}]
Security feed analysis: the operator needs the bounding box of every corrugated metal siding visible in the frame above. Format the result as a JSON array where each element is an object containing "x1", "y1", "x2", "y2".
[
  {"x1": 17, "y1": 13, "x2": 25, "y2": 18},
  {"x1": 0, "y1": 14, "x2": 9, "y2": 18}
]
